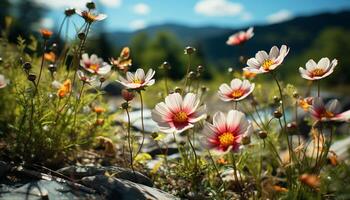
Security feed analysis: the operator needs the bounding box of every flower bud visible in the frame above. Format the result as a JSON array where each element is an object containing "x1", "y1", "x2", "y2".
[
  {"x1": 28, "y1": 73, "x2": 36, "y2": 82},
  {"x1": 201, "y1": 86, "x2": 208, "y2": 93},
  {"x1": 184, "y1": 46, "x2": 196, "y2": 55},
  {"x1": 78, "y1": 32, "x2": 86, "y2": 40},
  {"x1": 0, "y1": 57, "x2": 3, "y2": 64},
  {"x1": 65, "y1": 8, "x2": 76, "y2": 17},
  {"x1": 188, "y1": 71, "x2": 196, "y2": 79},
  {"x1": 22, "y1": 62, "x2": 32, "y2": 71},
  {"x1": 241, "y1": 136, "x2": 251, "y2": 145},
  {"x1": 273, "y1": 96, "x2": 280, "y2": 103},
  {"x1": 151, "y1": 132, "x2": 159, "y2": 139},
  {"x1": 95, "y1": 118, "x2": 104, "y2": 126},
  {"x1": 121, "y1": 102, "x2": 129, "y2": 109},
  {"x1": 121, "y1": 89, "x2": 134, "y2": 102},
  {"x1": 227, "y1": 67, "x2": 233, "y2": 73},
  {"x1": 161, "y1": 61, "x2": 171, "y2": 70},
  {"x1": 174, "y1": 87, "x2": 182, "y2": 93},
  {"x1": 292, "y1": 91, "x2": 299, "y2": 99},
  {"x1": 197, "y1": 65, "x2": 203, "y2": 72},
  {"x1": 86, "y1": 1, "x2": 96, "y2": 10},
  {"x1": 48, "y1": 64, "x2": 57, "y2": 73},
  {"x1": 287, "y1": 122, "x2": 297, "y2": 132},
  {"x1": 273, "y1": 110, "x2": 282, "y2": 118},
  {"x1": 40, "y1": 29, "x2": 53, "y2": 40},
  {"x1": 99, "y1": 77, "x2": 106, "y2": 83},
  {"x1": 258, "y1": 130, "x2": 267, "y2": 139}
]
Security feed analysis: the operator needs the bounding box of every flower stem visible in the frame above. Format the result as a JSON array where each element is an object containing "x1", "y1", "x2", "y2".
[
  {"x1": 183, "y1": 54, "x2": 191, "y2": 94},
  {"x1": 36, "y1": 39, "x2": 47, "y2": 88},
  {"x1": 135, "y1": 90, "x2": 145, "y2": 158},
  {"x1": 231, "y1": 153, "x2": 244, "y2": 194},
  {"x1": 317, "y1": 80, "x2": 320, "y2": 97},
  {"x1": 187, "y1": 131, "x2": 198, "y2": 171},
  {"x1": 126, "y1": 107, "x2": 135, "y2": 174}
]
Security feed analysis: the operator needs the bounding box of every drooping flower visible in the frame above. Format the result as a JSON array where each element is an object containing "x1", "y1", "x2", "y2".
[
  {"x1": 0, "y1": 74, "x2": 8, "y2": 89},
  {"x1": 218, "y1": 78, "x2": 255, "y2": 102},
  {"x1": 309, "y1": 97, "x2": 350, "y2": 122},
  {"x1": 110, "y1": 47, "x2": 132, "y2": 72},
  {"x1": 244, "y1": 45, "x2": 289, "y2": 74},
  {"x1": 76, "y1": 10, "x2": 107, "y2": 23},
  {"x1": 152, "y1": 93, "x2": 207, "y2": 134},
  {"x1": 299, "y1": 58, "x2": 338, "y2": 80},
  {"x1": 52, "y1": 79, "x2": 72, "y2": 98},
  {"x1": 40, "y1": 29, "x2": 53, "y2": 39},
  {"x1": 298, "y1": 97, "x2": 313, "y2": 112},
  {"x1": 121, "y1": 89, "x2": 135, "y2": 102},
  {"x1": 203, "y1": 110, "x2": 253, "y2": 152},
  {"x1": 226, "y1": 27, "x2": 254, "y2": 46},
  {"x1": 93, "y1": 106, "x2": 106, "y2": 114},
  {"x1": 80, "y1": 53, "x2": 111, "y2": 75},
  {"x1": 117, "y1": 68, "x2": 155, "y2": 90},
  {"x1": 77, "y1": 70, "x2": 96, "y2": 84}
]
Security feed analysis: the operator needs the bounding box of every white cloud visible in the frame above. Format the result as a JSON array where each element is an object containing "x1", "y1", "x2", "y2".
[
  {"x1": 194, "y1": 0, "x2": 243, "y2": 17},
  {"x1": 267, "y1": 9, "x2": 293, "y2": 24},
  {"x1": 33, "y1": 0, "x2": 121, "y2": 9},
  {"x1": 133, "y1": 3, "x2": 150, "y2": 15},
  {"x1": 129, "y1": 19, "x2": 146, "y2": 30}
]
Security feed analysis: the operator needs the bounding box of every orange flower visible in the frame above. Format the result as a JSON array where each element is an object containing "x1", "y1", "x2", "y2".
[
  {"x1": 299, "y1": 97, "x2": 313, "y2": 111},
  {"x1": 216, "y1": 157, "x2": 228, "y2": 165},
  {"x1": 57, "y1": 80, "x2": 71, "y2": 98},
  {"x1": 44, "y1": 52, "x2": 56, "y2": 63},
  {"x1": 272, "y1": 185, "x2": 288, "y2": 192},
  {"x1": 93, "y1": 106, "x2": 106, "y2": 114},
  {"x1": 299, "y1": 173, "x2": 320, "y2": 189},
  {"x1": 95, "y1": 118, "x2": 105, "y2": 126},
  {"x1": 40, "y1": 29, "x2": 53, "y2": 39},
  {"x1": 329, "y1": 151, "x2": 338, "y2": 166},
  {"x1": 110, "y1": 47, "x2": 132, "y2": 72},
  {"x1": 242, "y1": 70, "x2": 256, "y2": 79}
]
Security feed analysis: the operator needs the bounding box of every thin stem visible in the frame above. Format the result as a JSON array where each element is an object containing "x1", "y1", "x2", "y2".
[
  {"x1": 231, "y1": 153, "x2": 244, "y2": 194},
  {"x1": 183, "y1": 54, "x2": 191, "y2": 94},
  {"x1": 135, "y1": 91, "x2": 145, "y2": 158},
  {"x1": 207, "y1": 150, "x2": 226, "y2": 190},
  {"x1": 126, "y1": 107, "x2": 135, "y2": 174},
  {"x1": 72, "y1": 82, "x2": 85, "y2": 130},
  {"x1": 187, "y1": 132, "x2": 198, "y2": 171},
  {"x1": 317, "y1": 80, "x2": 320, "y2": 97},
  {"x1": 36, "y1": 39, "x2": 48, "y2": 89}
]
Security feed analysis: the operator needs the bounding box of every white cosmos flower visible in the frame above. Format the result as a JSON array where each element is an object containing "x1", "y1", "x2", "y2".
[
  {"x1": 0, "y1": 74, "x2": 8, "y2": 88},
  {"x1": 117, "y1": 68, "x2": 155, "y2": 90},
  {"x1": 76, "y1": 10, "x2": 107, "y2": 23},
  {"x1": 77, "y1": 70, "x2": 96, "y2": 84},
  {"x1": 152, "y1": 93, "x2": 207, "y2": 134},
  {"x1": 226, "y1": 27, "x2": 254, "y2": 46},
  {"x1": 244, "y1": 45, "x2": 290, "y2": 74},
  {"x1": 80, "y1": 53, "x2": 111, "y2": 75},
  {"x1": 299, "y1": 58, "x2": 338, "y2": 80},
  {"x1": 218, "y1": 78, "x2": 255, "y2": 102}
]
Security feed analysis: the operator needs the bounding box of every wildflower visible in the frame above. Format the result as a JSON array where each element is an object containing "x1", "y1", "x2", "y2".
[
  {"x1": 0, "y1": 74, "x2": 8, "y2": 88},
  {"x1": 328, "y1": 151, "x2": 338, "y2": 166},
  {"x1": 242, "y1": 70, "x2": 256, "y2": 79},
  {"x1": 203, "y1": 110, "x2": 253, "y2": 152},
  {"x1": 216, "y1": 158, "x2": 228, "y2": 165},
  {"x1": 44, "y1": 52, "x2": 56, "y2": 63},
  {"x1": 76, "y1": 10, "x2": 107, "y2": 23},
  {"x1": 244, "y1": 45, "x2": 289, "y2": 74},
  {"x1": 272, "y1": 185, "x2": 288, "y2": 192},
  {"x1": 226, "y1": 27, "x2": 254, "y2": 46},
  {"x1": 95, "y1": 118, "x2": 105, "y2": 126},
  {"x1": 53, "y1": 79, "x2": 72, "y2": 98},
  {"x1": 110, "y1": 47, "x2": 132, "y2": 72},
  {"x1": 218, "y1": 78, "x2": 255, "y2": 102},
  {"x1": 117, "y1": 68, "x2": 155, "y2": 90},
  {"x1": 121, "y1": 89, "x2": 135, "y2": 102},
  {"x1": 40, "y1": 29, "x2": 53, "y2": 39},
  {"x1": 309, "y1": 97, "x2": 350, "y2": 122},
  {"x1": 93, "y1": 106, "x2": 106, "y2": 114},
  {"x1": 299, "y1": 174, "x2": 320, "y2": 189},
  {"x1": 298, "y1": 97, "x2": 313, "y2": 111},
  {"x1": 184, "y1": 46, "x2": 196, "y2": 55},
  {"x1": 80, "y1": 53, "x2": 111, "y2": 75},
  {"x1": 299, "y1": 57, "x2": 338, "y2": 80},
  {"x1": 64, "y1": 8, "x2": 76, "y2": 17},
  {"x1": 95, "y1": 136, "x2": 116, "y2": 157},
  {"x1": 77, "y1": 70, "x2": 96, "y2": 84},
  {"x1": 152, "y1": 93, "x2": 207, "y2": 134}
]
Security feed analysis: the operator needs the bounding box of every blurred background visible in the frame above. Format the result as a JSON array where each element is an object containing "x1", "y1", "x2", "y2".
[{"x1": 1, "y1": 0, "x2": 350, "y2": 87}]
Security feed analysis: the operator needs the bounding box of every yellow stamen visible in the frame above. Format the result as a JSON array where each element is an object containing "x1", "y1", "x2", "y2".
[
  {"x1": 173, "y1": 111, "x2": 188, "y2": 123},
  {"x1": 321, "y1": 111, "x2": 334, "y2": 118},
  {"x1": 231, "y1": 89, "x2": 244, "y2": 98},
  {"x1": 262, "y1": 59, "x2": 274, "y2": 70},
  {"x1": 218, "y1": 132, "x2": 235, "y2": 147},
  {"x1": 89, "y1": 64, "x2": 99, "y2": 72},
  {"x1": 311, "y1": 68, "x2": 325, "y2": 77},
  {"x1": 133, "y1": 79, "x2": 142, "y2": 84}
]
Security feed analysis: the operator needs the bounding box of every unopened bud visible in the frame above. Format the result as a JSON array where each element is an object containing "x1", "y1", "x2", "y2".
[
  {"x1": 65, "y1": 8, "x2": 76, "y2": 17},
  {"x1": 99, "y1": 77, "x2": 106, "y2": 83},
  {"x1": 121, "y1": 89, "x2": 134, "y2": 102},
  {"x1": 273, "y1": 96, "x2": 280, "y2": 103},
  {"x1": 188, "y1": 71, "x2": 196, "y2": 79},
  {"x1": 86, "y1": 1, "x2": 96, "y2": 10},
  {"x1": 184, "y1": 46, "x2": 196, "y2": 55},
  {"x1": 228, "y1": 67, "x2": 233, "y2": 73},
  {"x1": 201, "y1": 85, "x2": 208, "y2": 93},
  {"x1": 174, "y1": 87, "x2": 182, "y2": 93},
  {"x1": 78, "y1": 32, "x2": 86, "y2": 40},
  {"x1": 48, "y1": 64, "x2": 57, "y2": 73},
  {"x1": 23, "y1": 62, "x2": 32, "y2": 71},
  {"x1": 121, "y1": 102, "x2": 129, "y2": 109},
  {"x1": 258, "y1": 130, "x2": 267, "y2": 139},
  {"x1": 95, "y1": 118, "x2": 104, "y2": 126},
  {"x1": 161, "y1": 61, "x2": 171, "y2": 70},
  {"x1": 287, "y1": 122, "x2": 297, "y2": 133},
  {"x1": 293, "y1": 91, "x2": 299, "y2": 99},
  {"x1": 273, "y1": 110, "x2": 282, "y2": 118},
  {"x1": 28, "y1": 73, "x2": 36, "y2": 82},
  {"x1": 241, "y1": 136, "x2": 251, "y2": 145},
  {"x1": 151, "y1": 132, "x2": 159, "y2": 139},
  {"x1": 197, "y1": 65, "x2": 203, "y2": 72}
]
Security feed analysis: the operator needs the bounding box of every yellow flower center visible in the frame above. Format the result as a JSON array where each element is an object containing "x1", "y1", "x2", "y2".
[
  {"x1": 133, "y1": 79, "x2": 143, "y2": 84},
  {"x1": 231, "y1": 89, "x2": 244, "y2": 98},
  {"x1": 89, "y1": 64, "x2": 100, "y2": 72},
  {"x1": 173, "y1": 111, "x2": 188, "y2": 123},
  {"x1": 82, "y1": 11, "x2": 97, "y2": 22},
  {"x1": 262, "y1": 59, "x2": 274, "y2": 70},
  {"x1": 218, "y1": 132, "x2": 235, "y2": 147},
  {"x1": 311, "y1": 68, "x2": 325, "y2": 77},
  {"x1": 320, "y1": 111, "x2": 334, "y2": 118}
]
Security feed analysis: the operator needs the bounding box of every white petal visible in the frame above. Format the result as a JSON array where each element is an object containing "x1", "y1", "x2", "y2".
[
  {"x1": 213, "y1": 111, "x2": 226, "y2": 133},
  {"x1": 325, "y1": 99, "x2": 341, "y2": 114},
  {"x1": 305, "y1": 59, "x2": 317, "y2": 71},
  {"x1": 165, "y1": 93, "x2": 183, "y2": 113},
  {"x1": 183, "y1": 93, "x2": 200, "y2": 114},
  {"x1": 317, "y1": 57, "x2": 330, "y2": 70},
  {"x1": 135, "y1": 68, "x2": 145, "y2": 80},
  {"x1": 230, "y1": 79, "x2": 243, "y2": 90},
  {"x1": 98, "y1": 64, "x2": 111, "y2": 75},
  {"x1": 226, "y1": 110, "x2": 243, "y2": 132},
  {"x1": 256, "y1": 51, "x2": 268, "y2": 63},
  {"x1": 269, "y1": 46, "x2": 279, "y2": 59},
  {"x1": 126, "y1": 72, "x2": 135, "y2": 82},
  {"x1": 246, "y1": 58, "x2": 260, "y2": 68},
  {"x1": 218, "y1": 83, "x2": 232, "y2": 95},
  {"x1": 188, "y1": 105, "x2": 207, "y2": 123}
]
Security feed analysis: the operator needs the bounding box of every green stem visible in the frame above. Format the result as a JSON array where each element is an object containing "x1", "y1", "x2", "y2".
[
  {"x1": 126, "y1": 107, "x2": 135, "y2": 174},
  {"x1": 36, "y1": 39, "x2": 47, "y2": 88},
  {"x1": 317, "y1": 80, "x2": 320, "y2": 97},
  {"x1": 183, "y1": 54, "x2": 191, "y2": 94},
  {"x1": 135, "y1": 91, "x2": 145, "y2": 158}
]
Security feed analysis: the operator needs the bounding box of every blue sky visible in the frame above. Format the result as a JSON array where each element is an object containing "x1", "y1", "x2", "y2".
[{"x1": 35, "y1": 0, "x2": 350, "y2": 32}]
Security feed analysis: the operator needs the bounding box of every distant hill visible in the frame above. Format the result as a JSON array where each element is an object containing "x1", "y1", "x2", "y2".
[{"x1": 107, "y1": 10, "x2": 350, "y2": 66}]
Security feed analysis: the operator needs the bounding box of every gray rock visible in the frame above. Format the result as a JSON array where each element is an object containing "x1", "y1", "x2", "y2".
[
  {"x1": 82, "y1": 175, "x2": 178, "y2": 200},
  {"x1": 57, "y1": 166, "x2": 153, "y2": 187}
]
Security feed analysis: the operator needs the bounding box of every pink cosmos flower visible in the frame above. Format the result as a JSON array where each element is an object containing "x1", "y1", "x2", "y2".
[
  {"x1": 218, "y1": 78, "x2": 255, "y2": 102},
  {"x1": 80, "y1": 53, "x2": 111, "y2": 75},
  {"x1": 244, "y1": 45, "x2": 289, "y2": 74},
  {"x1": 77, "y1": 70, "x2": 96, "y2": 84},
  {"x1": 226, "y1": 27, "x2": 254, "y2": 46},
  {"x1": 152, "y1": 93, "x2": 207, "y2": 134},
  {"x1": 203, "y1": 110, "x2": 253, "y2": 152},
  {"x1": 299, "y1": 58, "x2": 338, "y2": 80},
  {"x1": 0, "y1": 74, "x2": 8, "y2": 89},
  {"x1": 310, "y1": 97, "x2": 350, "y2": 122},
  {"x1": 117, "y1": 68, "x2": 155, "y2": 90}
]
